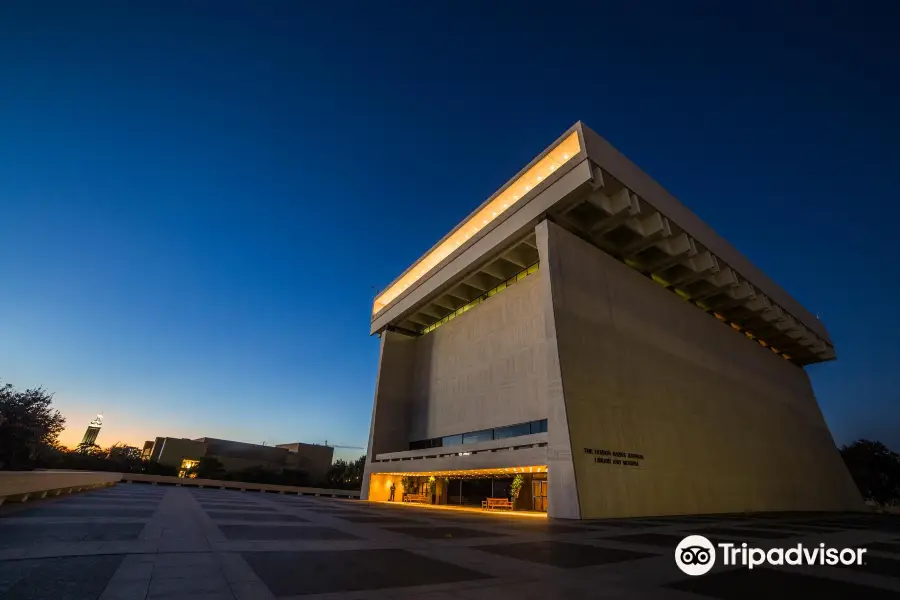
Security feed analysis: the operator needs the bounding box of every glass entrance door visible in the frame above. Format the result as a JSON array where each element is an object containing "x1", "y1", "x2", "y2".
[{"x1": 532, "y1": 478, "x2": 547, "y2": 512}]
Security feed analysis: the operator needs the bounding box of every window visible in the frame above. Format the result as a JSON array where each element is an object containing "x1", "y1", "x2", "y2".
[
  {"x1": 462, "y1": 429, "x2": 493, "y2": 444},
  {"x1": 530, "y1": 419, "x2": 548, "y2": 434},
  {"x1": 494, "y1": 422, "x2": 531, "y2": 439},
  {"x1": 409, "y1": 418, "x2": 548, "y2": 451},
  {"x1": 442, "y1": 434, "x2": 463, "y2": 446}
]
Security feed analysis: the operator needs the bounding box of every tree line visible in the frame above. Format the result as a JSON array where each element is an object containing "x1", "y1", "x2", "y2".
[{"x1": 0, "y1": 379, "x2": 365, "y2": 490}]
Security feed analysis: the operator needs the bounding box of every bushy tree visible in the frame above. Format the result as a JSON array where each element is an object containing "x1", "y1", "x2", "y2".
[
  {"x1": 840, "y1": 440, "x2": 900, "y2": 506},
  {"x1": 0, "y1": 380, "x2": 66, "y2": 469},
  {"x1": 193, "y1": 456, "x2": 226, "y2": 479},
  {"x1": 324, "y1": 455, "x2": 366, "y2": 489}
]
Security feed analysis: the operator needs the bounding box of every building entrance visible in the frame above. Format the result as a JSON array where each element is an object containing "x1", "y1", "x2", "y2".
[
  {"x1": 532, "y1": 476, "x2": 547, "y2": 512},
  {"x1": 368, "y1": 466, "x2": 548, "y2": 513}
]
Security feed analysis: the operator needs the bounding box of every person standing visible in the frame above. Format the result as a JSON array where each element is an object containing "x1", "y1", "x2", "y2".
[{"x1": 389, "y1": 482, "x2": 396, "y2": 502}]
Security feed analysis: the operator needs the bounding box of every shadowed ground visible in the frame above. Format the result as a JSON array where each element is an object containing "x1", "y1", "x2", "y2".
[{"x1": 1, "y1": 483, "x2": 898, "y2": 599}]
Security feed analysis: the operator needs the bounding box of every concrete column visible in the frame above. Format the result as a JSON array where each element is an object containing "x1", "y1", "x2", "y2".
[
  {"x1": 361, "y1": 329, "x2": 418, "y2": 499},
  {"x1": 535, "y1": 220, "x2": 581, "y2": 520}
]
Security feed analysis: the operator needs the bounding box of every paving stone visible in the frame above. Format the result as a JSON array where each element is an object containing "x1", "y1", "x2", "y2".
[
  {"x1": 151, "y1": 564, "x2": 223, "y2": 580},
  {"x1": 229, "y1": 580, "x2": 274, "y2": 600},
  {"x1": 242, "y1": 549, "x2": 491, "y2": 595},
  {"x1": 743, "y1": 522, "x2": 843, "y2": 533},
  {"x1": 383, "y1": 526, "x2": 501, "y2": 539},
  {"x1": 583, "y1": 519, "x2": 665, "y2": 528},
  {"x1": 844, "y1": 553, "x2": 900, "y2": 578},
  {"x1": 147, "y1": 575, "x2": 231, "y2": 597},
  {"x1": 696, "y1": 526, "x2": 800, "y2": 539},
  {"x1": 15, "y1": 507, "x2": 155, "y2": 518},
  {"x1": 598, "y1": 532, "x2": 688, "y2": 548},
  {"x1": 99, "y1": 580, "x2": 151, "y2": 600},
  {"x1": 0, "y1": 523, "x2": 144, "y2": 546},
  {"x1": 492, "y1": 522, "x2": 592, "y2": 534},
  {"x1": 197, "y1": 503, "x2": 276, "y2": 512},
  {"x1": 220, "y1": 524, "x2": 359, "y2": 541},
  {"x1": 154, "y1": 553, "x2": 218, "y2": 567},
  {"x1": 205, "y1": 510, "x2": 306, "y2": 522},
  {"x1": 0, "y1": 554, "x2": 124, "y2": 600},
  {"x1": 0, "y1": 560, "x2": 43, "y2": 594},
  {"x1": 338, "y1": 515, "x2": 424, "y2": 524},
  {"x1": 868, "y1": 541, "x2": 900, "y2": 556},
  {"x1": 667, "y1": 566, "x2": 900, "y2": 600},
  {"x1": 474, "y1": 540, "x2": 656, "y2": 568}
]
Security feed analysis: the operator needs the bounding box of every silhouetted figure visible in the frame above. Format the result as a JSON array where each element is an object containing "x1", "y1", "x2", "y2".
[{"x1": 389, "y1": 482, "x2": 396, "y2": 501}]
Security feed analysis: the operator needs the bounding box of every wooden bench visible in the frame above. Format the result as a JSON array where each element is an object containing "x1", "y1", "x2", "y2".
[
  {"x1": 482, "y1": 497, "x2": 514, "y2": 511},
  {"x1": 404, "y1": 493, "x2": 428, "y2": 503}
]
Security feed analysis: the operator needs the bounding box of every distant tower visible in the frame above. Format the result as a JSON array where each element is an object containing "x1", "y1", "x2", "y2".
[{"x1": 80, "y1": 414, "x2": 103, "y2": 446}]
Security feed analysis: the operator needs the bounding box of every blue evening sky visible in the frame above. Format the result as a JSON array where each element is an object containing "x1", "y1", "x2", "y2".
[{"x1": 1, "y1": 2, "x2": 898, "y2": 457}]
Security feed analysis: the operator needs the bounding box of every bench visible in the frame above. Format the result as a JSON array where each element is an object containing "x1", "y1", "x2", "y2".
[
  {"x1": 482, "y1": 497, "x2": 514, "y2": 511},
  {"x1": 404, "y1": 493, "x2": 428, "y2": 503}
]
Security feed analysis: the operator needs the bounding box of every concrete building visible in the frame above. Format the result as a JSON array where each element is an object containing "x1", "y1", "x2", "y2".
[
  {"x1": 362, "y1": 122, "x2": 863, "y2": 519},
  {"x1": 144, "y1": 436, "x2": 334, "y2": 481}
]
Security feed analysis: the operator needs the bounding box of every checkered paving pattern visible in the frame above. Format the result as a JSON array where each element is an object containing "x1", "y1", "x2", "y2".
[{"x1": 1, "y1": 483, "x2": 898, "y2": 599}]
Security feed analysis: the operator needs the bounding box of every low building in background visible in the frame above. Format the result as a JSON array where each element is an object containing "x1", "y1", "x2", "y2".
[{"x1": 143, "y1": 436, "x2": 334, "y2": 481}]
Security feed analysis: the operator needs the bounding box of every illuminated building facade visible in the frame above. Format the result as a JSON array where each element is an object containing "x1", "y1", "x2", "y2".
[
  {"x1": 80, "y1": 414, "x2": 103, "y2": 447},
  {"x1": 362, "y1": 122, "x2": 863, "y2": 519}
]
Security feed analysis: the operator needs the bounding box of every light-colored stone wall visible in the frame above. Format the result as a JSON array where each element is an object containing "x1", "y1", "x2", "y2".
[
  {"x1": 409, "y1": 270, "x2": 549, "y2": 440},
  {"x1": 369, "y1": 331, "x2": 419, "y2": 456},
  {"x1": 0, "y1": 471, "x2": 120, "y2": 504},
  {"x1": 543, "y1": 221, "x2": 862, "y2": 518},
  {"x1": 361, "y1": 330, "x2": 419, "y2": 499}
]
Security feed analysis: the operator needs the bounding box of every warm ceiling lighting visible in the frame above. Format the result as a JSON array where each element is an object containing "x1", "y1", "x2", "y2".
[
  {"x1": 381, "y1": 466, "x2": 546, "y2": 478},
  {"x1": 372, "y1": 131, "x2": 581, "y2": 316}
]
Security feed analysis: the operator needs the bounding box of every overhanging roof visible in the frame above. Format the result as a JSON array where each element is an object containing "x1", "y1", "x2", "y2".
[{"x1": 370, "y1": 122, "x2": 834, "y2": 366}]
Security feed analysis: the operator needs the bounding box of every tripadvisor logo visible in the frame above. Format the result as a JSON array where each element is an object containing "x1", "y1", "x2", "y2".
[
  {"x1": 675, "y1": 535, "x2": 716, "y2": 576},
  {"x1": 675, "y1": 535, "x2": 867, "y2": 576}
]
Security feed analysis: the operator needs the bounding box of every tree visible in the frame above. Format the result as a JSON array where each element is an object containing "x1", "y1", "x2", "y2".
[
  {"x1": 0, "y1": 380, "x2": 66, "y2": 470},
  {"x1": 510, "y1": 474, "x2": 524, "y2": 501},
  {"x1": 193, "y1": 456, "x2": 226, "y2": 479},
  {"x1": 400, "y1": 475, "x2": 417, "y2": 496},
  {"x1": 323, "y1": 455, "x2": 366, "y2": 490},
  {"x1": 840, "y1": 440, "x2": 900, "y2": 506},
  {"x1": 107, "y1": 444, "x2": 142, "y2": 461},
  {"x1": 76, "y1": 442, "x2": 105, "y2": 457},
  {"x1": 106, "y1": 444, "x2": 144, "y2": 473}
]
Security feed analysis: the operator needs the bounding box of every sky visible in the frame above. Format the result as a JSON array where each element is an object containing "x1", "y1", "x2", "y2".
[{"x1": 1, "y1": 1, "x2": 898, "y2": 460}]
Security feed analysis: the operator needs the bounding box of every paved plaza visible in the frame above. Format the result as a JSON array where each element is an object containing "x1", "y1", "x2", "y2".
[{"x1": 1, "y1": 483, "x2": 899, "y2": 599}]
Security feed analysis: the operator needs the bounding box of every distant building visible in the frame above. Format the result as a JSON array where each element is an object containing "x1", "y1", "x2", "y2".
[
  {"x1": 140, "y1": 440, "x2": 154, "y2": 461},
  {"x1": 80, "y1": 414, "x2": 103, "y2": 446},
  {"x1": 144, "y1": 436, "x2": 334, "y2": 480}
]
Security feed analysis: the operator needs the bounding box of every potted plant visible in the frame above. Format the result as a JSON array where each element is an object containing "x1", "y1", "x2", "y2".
[
  {"x1": 510, "y1": 474, "x2": 524, "y2": 510},
  {"x1": 428, "y1": 475, "x2": 437, "y2": 504},
  {"x1": 400, "y1": 475, "x2": 416, "y2": 501}
]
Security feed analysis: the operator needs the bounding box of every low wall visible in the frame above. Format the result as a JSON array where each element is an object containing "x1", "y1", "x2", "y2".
[
  {"x1": 119, "y1": 473, "x2": 361, "y2": 498},
  {"x1": 0, "y1": 470, "x2": 121, "y2": 505}
]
